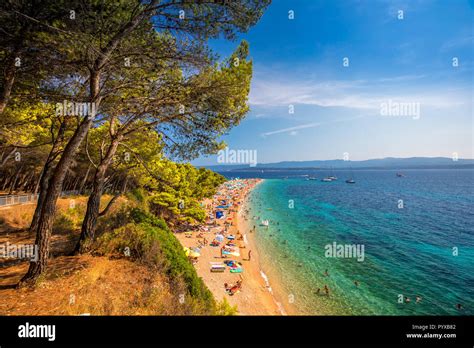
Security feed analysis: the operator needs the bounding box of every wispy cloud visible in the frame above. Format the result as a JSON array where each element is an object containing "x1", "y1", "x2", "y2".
[
  {"x1": 440, "y1": 35, "x2": 474, "y2": 52},
  {"x1": 261, "y1": 122, "x2": 321, "y2": 137},
  {"x1": 250, "y1": 78, "x2": 376, "y2": 109},
  {"x1": 377, "y1": 74, "x2": 426, "y2": 82},
  {"x1": 261, "y1": 116, "x2": 367, "y2": 137},
  {"x1": 249, "y1": 75, "x2": 470, "y2": 110}
]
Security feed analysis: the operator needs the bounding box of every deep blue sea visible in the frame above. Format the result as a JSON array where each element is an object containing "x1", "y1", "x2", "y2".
[{"x1": 219, "y1": 169, "x2": 474, "y2": 315}]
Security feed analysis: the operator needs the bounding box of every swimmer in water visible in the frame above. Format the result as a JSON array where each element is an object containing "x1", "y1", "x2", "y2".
[
  {"x1": 405, "y1": 297, "x2": 411, "y2": 303},
  {"x1": 416, "y1": 296, "x2": 422, "y2": 303},
  {"x1": 324, "y1": 269, "x2": 329, "y2": 277},
  {"x1": 354, "y1": 281, "x2": 359, "y2": 287}
]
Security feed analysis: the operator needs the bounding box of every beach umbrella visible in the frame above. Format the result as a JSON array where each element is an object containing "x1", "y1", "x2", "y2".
[
  {"x1": 183, "y1": 247, "x2": 190, "y2": 256},
  {"x1": 215, "y1": 234, "x2": 224, "y2": 242}
]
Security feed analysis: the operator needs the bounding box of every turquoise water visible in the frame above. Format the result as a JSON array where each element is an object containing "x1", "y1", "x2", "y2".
[{"x1": 225, "y1": 169, "x2": 474, "y2": 315}]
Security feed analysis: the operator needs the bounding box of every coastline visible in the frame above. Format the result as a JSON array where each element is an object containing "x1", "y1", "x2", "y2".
[
  {"x1": 236, "y1": 180, "x2": 298, "y2": 316},
  {"x1": 176, "y1": 179, "x2": 287, "y2": 315}
]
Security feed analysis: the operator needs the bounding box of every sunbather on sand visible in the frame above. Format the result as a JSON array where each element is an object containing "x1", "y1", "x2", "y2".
[{"x1": 224, "y1": 280, "x2": 242, "y2": 295}]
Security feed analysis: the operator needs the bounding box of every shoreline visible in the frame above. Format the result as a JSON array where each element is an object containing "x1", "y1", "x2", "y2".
[
  {"x1": 176, "y1": 179, "x2": 287, "y2": 315},
  {"x1": 236, "y1": 181, "x2": 299, "y2": 316}
]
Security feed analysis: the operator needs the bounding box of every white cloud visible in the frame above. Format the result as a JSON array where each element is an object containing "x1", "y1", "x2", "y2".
[
  {"x1": 440, "y1": 35, "x2": 474, "y2": 52},
  {"x1": 261, "y1": 115, "x2": 367, "y2": 137},
  {"x1": 261, "y1": 122, "x2": 321, "y2": 137},
  {"x1": 249, "y1": 75, "x2": 470, "y2": 110}
]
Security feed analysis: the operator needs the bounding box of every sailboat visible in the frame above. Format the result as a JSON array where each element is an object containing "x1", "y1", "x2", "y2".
[
  {"x1": 321, "y1": 168, "x2": 333, "y2": 182},
  {"x1": 345, "y1": 167, "x2": 356, "y2": 184},
  {"x1": 328, "y1": 167, "x2": 337, "y2": 180}
]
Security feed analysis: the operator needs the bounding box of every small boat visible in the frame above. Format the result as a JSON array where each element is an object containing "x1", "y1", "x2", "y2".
[
  {"x1": 396, "y1": 173, "x2": 405, "y2": 177},
  {"x1": 328, "y1": 167, "x2": 337, "y2": 180},
  {"x1": 307, "y1": 176, "x2": 317, "y2": 180},
  {"x1": 261, "y1": 220, "x2": 269, "y2": 227},
  {"x1": 321, "y1": 177, "x2": 332, "y2": 182},
  {"x1": 346, "y1": 166, "x2": 356, "y2": 183}
]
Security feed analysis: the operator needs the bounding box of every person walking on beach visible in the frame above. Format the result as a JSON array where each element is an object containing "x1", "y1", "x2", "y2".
[
  {"x1": 248, "y1": 250, "x2": 252, "y2": 261},
  {"x1": 324, "y1": 285, "x2": 330, "y2": 296}
]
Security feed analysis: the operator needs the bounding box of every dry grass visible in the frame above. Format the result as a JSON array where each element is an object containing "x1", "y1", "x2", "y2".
[
  {"x1": 0, "y1": 197, "x2": 87, "y2": 231},
  {"x1": 0, "y1": 255, "x2": 190, "y2": 315},
  {"x1": 0, "y1": 195, "x2": 128, "y2": 231},
  {"x1": 0, "y1": 195, "x2": 129, "y2": 251},
  {"x1": 0, "y1": 195, "x2": 219, "y2": 316}
]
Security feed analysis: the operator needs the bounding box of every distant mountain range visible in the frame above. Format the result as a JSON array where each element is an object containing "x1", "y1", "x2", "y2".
[{"x1": 203, "y1": 157, "x2": 474, "y2": 171}]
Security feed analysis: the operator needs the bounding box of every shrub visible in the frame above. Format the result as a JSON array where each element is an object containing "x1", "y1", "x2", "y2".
[
  {"x1": 130, "y1": 208, "x2": 168, "y2": 230},
  {"x1": 53, "y1": 213, "x2": 76, "y2": 235},
  {"x1": 96, "y1": 209, "x2": 216, "y2": 313},
  {"x1": 215, "y1": 297, "x2": 238, "y2": 316}
]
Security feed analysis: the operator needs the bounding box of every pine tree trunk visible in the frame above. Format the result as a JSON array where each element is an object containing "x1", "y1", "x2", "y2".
[
  {"x1": 19, "y1": 116, "x2": 95, "y2": 286},
  {"x1": 74, "y1": 137, "x2": 121, "y2": 253},
  {"x1": 29, "y1": 120, "x2": 67, "y2": 233},
  {"x1": 0, "y1": 54, "x2": 19, "y2": 114},
  {"x1": 8, "y1": 166, "x2": 23, "y2": 194},
  {"x1": 18, "y1": 9, "x2": 146, "y2": 284},
  {"x1": 79, "y1": 164, "x2": 91, "y2": 194},
  {"x1": 74, "y1": 173, "x2": 105, "y2": 253},
  {"x1": 29, "y1": 165, "x2": 52, "y2": 233}
]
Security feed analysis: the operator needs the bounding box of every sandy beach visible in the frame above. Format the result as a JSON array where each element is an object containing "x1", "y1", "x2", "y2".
[{"x1": 176, "y1": 179, "x2": 288, "y2": 315}]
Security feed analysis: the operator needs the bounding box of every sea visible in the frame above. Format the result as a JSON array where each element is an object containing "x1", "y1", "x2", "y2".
[{"x1": 219, "y1": 169, "x2": 474, "y2": 315}]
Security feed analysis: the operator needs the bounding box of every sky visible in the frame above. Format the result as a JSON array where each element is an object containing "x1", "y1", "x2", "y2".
[{"x1": 192, "y1": 0, "x2": 474, "y2": 166}]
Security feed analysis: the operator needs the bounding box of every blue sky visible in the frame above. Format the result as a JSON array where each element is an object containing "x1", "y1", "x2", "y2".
[{"x1": 193, "y1": 0, "x2": 473, "y2": 165}]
